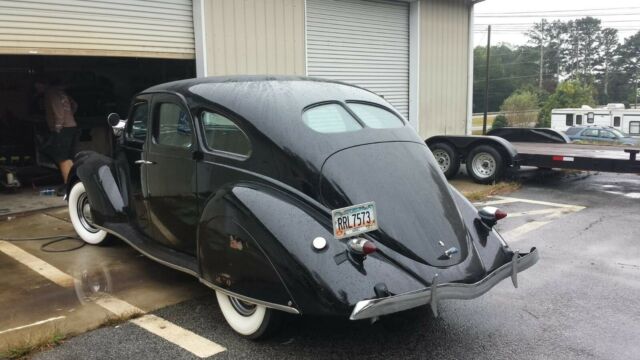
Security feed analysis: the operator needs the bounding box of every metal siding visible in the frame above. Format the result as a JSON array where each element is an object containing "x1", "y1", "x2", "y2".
[
  {"x1": 202, "y1": 0, "x2": 305, "y2": 76},
  {"x1": 0, "y1": 0, "x2": 195, "y2": 58},
  {"x1": 306, "y1": 0, "x2": 410, "y2": 118},
  {"x1": 419, "y1": 0, "x2": 469, "y2": 137}
]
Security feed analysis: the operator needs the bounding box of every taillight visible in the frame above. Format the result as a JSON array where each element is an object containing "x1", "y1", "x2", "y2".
[
  {"x1": 347, "y1": 238, "x2": 377, "y2": 255},
  {"x1": 479, "y1": 206, "x2": 507, "y2": 228}
]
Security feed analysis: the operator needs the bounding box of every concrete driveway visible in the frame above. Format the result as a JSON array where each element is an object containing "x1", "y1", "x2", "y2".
[{"x1": 1, "y1": 171, "x2": 639, "y2": 359}]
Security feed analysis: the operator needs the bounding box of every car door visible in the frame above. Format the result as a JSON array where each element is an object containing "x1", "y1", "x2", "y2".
[
  {"x1": 145, "y1": 93, "x2": 199, "y2": 255},
  {"x1": 581, "y1": 128, "x2": 599, "y2": 142},
  {"x1": 119, "y1": 95, "x2": 153, "y2": 238},
  {"x1": 598, "y1": 130, "x2": 616, "y2": 143}
]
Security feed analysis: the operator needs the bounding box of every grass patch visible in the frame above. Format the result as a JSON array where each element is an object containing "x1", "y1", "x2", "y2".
[
  {"x1": 100, "y1": 310, "x2": 144, "y2": 328},
  {"x1": 1, "y1": 330, "x2": 66, "y2": 360},
  {"x1": 463, "y1": 182, "x2": 521, "y2": 202}
]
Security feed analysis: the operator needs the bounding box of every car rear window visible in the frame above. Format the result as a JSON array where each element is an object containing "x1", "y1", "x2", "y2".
[
  {"x1": 565, "y1": 127, "x2": 582, "y2": 135},
  {"x1": 302, "y1": 104, "x2": 363, "y2": 133},
  {"x1": 347, "y1": 103, "x2": 404, "y2": 129}
]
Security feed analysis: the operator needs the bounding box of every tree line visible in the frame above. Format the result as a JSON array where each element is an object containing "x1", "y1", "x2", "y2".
[{"x1": 473, "y1": 17, "x2": 640, "y2": 127}]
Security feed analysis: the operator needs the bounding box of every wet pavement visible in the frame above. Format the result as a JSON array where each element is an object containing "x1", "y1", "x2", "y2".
[{"x1": 1, "y1": 171, "x2": 639, "y2": 359}]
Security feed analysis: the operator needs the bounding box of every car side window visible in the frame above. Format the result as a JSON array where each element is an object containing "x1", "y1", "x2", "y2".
[
  {"x1": 347, "y1": 103, "x2": 404, "y2": 129},
  {"x1": 201, "y1": 111, "x2": 251, "y2": 157},
  {"x1": 582, "y1": 129, "x2": 598, "y2": 137},
  {"x1": 126, "y1": 101, "x2": 148, "y2": 142},
  {"x1": 154, "y1": 102, "x2": 192, "y2": 148},
  {"x1": 599, "y1": 130, "x2": 616, "y2": 139},
  {"x1": 303, "y1": 104, "x2": 363, "y2": 133}
]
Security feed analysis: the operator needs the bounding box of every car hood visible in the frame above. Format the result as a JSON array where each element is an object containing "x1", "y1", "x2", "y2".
[{"x1": 319, "y1": 141, "x2": 470, "y2": 267}]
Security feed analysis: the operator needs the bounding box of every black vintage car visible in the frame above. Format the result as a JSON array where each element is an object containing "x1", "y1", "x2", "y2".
[{"x1": 66, "y1": 76, "x2": 538, "y2": 339}]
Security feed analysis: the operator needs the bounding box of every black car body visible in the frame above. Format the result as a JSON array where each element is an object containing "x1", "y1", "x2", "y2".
[{"x1": 67, "y1": 76, "x2": 538, "y2": 338}]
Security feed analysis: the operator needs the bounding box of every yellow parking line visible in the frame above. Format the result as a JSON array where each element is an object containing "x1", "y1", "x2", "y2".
[
  {"x1": 0, "y1": 240, "x2": 226, "y2": 358},
  {"x1": 131, "y1": 315, "x2": 226, "y2": 358},
  {"x1": 0, "y1": 316, "x2": 66, "y2": 335},
  {"x1": 0, "y1": 240, "x2": 75, "y2": 287}
]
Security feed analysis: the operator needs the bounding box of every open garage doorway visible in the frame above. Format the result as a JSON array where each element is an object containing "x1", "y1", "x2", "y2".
[{"x1": 0, "y1": 55, "x2": 194, "y2": 213}]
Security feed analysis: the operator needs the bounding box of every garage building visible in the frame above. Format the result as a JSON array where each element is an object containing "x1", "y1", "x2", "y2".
[{"x1": 0, "y1": 0, "x2": 477, "y2": 188}]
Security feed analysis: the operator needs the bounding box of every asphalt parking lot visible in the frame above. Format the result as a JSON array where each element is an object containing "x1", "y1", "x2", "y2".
[{"x1": 1, "y1": 171, "x2": 639, "y2": 360}]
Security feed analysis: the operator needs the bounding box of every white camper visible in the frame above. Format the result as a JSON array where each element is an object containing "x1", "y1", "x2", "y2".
[{"x1": 551, "y1": 104, "x2": 640, "y2": 134}]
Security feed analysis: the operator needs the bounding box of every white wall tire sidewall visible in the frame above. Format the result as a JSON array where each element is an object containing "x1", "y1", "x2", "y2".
[
  {"x1": 68, "y1": 182, "x2": 107, "y2": 245},
  {"x1": 215, "y1": 291, "x2": 267, "y2": 336}
]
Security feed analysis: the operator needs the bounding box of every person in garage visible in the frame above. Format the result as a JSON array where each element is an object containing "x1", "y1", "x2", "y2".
[{"x1": 35, "y1": 78, "x2": 79, "y2": 194}]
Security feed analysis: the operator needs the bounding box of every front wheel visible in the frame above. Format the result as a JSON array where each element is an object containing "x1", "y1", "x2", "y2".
[
  {"x1": 68, "y1": 182, "x2": 110, "y2": 245},
  {"x1": 215, "y1": 291, "x2": 281, "y2": 339},
  {"x1": 465, "y1": 145, "x2": 504, "y2": 184}
]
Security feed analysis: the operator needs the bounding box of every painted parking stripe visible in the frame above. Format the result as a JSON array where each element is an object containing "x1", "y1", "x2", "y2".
[
  {"x1": 0, "y1": 240, "x2": 75, "y2": 287},
  {"x1": 131, "y1": 315, "x2": 226, "y2": 358},
  {"x1": 473, "y1": 198, "x2": 520, "y2": 207},
  {"x1": 492, "y1": 196, "x2": 585, "y2": 209},
  {"x1": 0, "y1": 316, "x2": 66, "y2": 335},
  {"x1": 0, "y1": 240, "x2": 227, "y2": 358}
]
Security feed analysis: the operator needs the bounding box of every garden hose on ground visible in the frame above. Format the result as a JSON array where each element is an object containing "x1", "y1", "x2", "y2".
[{"x1": 1, "y1": 234, "x2": 85, "y2": 252}]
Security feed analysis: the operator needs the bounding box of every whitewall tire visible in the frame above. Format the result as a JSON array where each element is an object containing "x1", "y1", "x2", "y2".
[
  {"x1": 68, "y1": 182, "x2": 109, "y2": 245},
  {"x1": 215, "y1": 291, "x2": 280, "y2": 339}
]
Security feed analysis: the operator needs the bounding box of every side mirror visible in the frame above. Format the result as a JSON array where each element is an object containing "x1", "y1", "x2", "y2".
[{"x1": 107, "y1": 113, "x2": 121, "y2": 127}]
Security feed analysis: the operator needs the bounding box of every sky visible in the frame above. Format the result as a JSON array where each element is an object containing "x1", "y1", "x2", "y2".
[{"x1": 473, "y1": 0, "x2": 640, "y2": 47}]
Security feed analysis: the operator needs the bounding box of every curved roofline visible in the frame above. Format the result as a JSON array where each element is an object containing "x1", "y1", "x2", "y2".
[{"x1": 143, "y1": 75, "x2": 375, "y2": 95}]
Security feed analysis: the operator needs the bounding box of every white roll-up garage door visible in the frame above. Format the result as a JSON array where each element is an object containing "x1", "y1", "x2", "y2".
[
  {"x1": 306, "y1": 0, "x2": 410, "y2": 118},
  {"x1": 0, "y1": 0, "x2": 194, "y2": 59}
]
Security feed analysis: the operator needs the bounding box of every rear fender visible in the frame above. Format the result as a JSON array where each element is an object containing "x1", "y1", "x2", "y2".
[{"x1": 198, "y1": 184, "x2": 425, "y2": 316}]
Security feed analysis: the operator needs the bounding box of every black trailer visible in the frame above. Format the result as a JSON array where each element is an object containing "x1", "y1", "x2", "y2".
[{"x1": 426, "y1": 128, "x2": 640, "y2": 184}]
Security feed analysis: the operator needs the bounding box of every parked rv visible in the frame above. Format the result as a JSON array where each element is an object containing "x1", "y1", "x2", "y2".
[{"x1": 551, "y1": 104, "x2": 640, "y2": 136}]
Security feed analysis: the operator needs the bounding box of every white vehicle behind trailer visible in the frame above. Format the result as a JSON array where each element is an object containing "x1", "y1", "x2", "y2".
[{"x1": 551, "y1": 104, "x2": 640, "y2": 134}]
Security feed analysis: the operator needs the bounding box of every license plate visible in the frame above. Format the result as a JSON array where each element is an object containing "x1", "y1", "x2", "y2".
[{"x1": 331, "y1": 202, "x2": 378, "y2": 239}]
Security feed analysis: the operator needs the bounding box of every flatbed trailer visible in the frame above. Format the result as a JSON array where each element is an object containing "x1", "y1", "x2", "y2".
[{"x1": 425, "y1": 128, "x2": 640, "y2": 184}]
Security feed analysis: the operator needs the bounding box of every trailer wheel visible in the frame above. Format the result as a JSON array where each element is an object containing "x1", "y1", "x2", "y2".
[
  {"x1": 430, "y1": 142, "x2": 460, "y2": 179},
  {"x1": 466, "y1": 145, "x2": 504, "y2": 184}
]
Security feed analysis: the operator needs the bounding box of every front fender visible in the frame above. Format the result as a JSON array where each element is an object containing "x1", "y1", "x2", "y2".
[
  {"x1": 198, "y1": 184, "x2": 426, "y2": 316},
  {"x1": 71, "y1": 151, "x2": 128, "y2": 225}
]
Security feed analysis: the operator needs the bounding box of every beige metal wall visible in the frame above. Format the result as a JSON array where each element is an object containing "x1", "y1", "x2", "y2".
[
  {"x1": 202, "y1": 0, "x2": 305, "y2": 76},
  {"x1": 0, "y1": 0, "x2": 195, "y2": 59},
  {"x1": 419, "y1": 0, "x2": 470, "y2": 137}
]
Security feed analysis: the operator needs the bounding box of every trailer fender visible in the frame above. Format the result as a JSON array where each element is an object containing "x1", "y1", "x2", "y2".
[{"x1": 426, "y1": 135, "x2": 518, "y2": 166}]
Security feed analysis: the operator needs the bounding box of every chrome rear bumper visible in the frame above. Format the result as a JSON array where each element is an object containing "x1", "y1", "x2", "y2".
[{"x1": 350, "y1": 247, "x2": 539, "y2": 320}]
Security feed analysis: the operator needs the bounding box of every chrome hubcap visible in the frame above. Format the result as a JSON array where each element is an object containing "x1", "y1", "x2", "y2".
[
  {"x1": 229, "y1": 296, "x2": 257, "y2": 316},
  {"x1": 77, "y1": 193, "x2": 99, "y2": 233},
  {"x1": 471, "y1": 152, "x2": 497, "y2": 179},
  {"x1": 432, "y1": 149, "x2": 451, "y2": 172}
]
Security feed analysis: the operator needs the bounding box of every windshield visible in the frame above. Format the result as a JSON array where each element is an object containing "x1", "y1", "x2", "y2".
[{"x1": 609, "y1": 128, "x2": 627, "y2": 137}]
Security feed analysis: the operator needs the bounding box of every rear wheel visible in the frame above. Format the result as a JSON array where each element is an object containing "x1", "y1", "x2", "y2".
[
  {"x1": 215, "y1": 291, "x2": 281, "y2": 339},
  {"x1": 68, "y1": 182, "x2": 110, "y2": 245},
  {"x1": 430, "y1": 142, "x2": 460, "y2": 179},
  {"x1": 465, "y1": 145, "x2": 504, "y2": 184}
]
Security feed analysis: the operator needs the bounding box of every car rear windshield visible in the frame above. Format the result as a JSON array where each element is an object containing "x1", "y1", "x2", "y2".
[
  {"x1": 302, "y1": 104, "x2": 363, "y2": 133},
  {"x1": 565, "y1": 127, "x2": 582, "y2": 135},
  {"x1": 302, "y1": 102, "x2": 403, "y2": 133},
  {"x1": 348, "y1": 103, "x2": 404, "y2": 129}
]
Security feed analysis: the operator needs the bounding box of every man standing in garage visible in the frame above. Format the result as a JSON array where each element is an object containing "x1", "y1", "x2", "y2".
[{"x1": 35, "y1": 78, "x2": 78, "y2": 194}]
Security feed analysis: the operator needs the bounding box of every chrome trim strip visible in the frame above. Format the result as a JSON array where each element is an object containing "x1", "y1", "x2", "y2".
[
  {"x1": 199, "y1": 279, "x2": 300, "y2": 315},
  {"x1": 95, "y1": 225, "x2": 198, "y2": 277},
  {"x1": 350, "y1": 247, "x2": 539, "y2": 320}
]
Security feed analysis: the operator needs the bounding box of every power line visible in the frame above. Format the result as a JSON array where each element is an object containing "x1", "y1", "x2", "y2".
[
  {"x1": 476, "y1": 6, "x2": 640, "y2": 15},
  {"x1": 477, "y1": 13, "x2": 640, "y2": 18}
]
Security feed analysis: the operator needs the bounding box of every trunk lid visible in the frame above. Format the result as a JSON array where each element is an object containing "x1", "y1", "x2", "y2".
[{"x1": 320, "y1": 142, "x2": 470, "y2": 267}]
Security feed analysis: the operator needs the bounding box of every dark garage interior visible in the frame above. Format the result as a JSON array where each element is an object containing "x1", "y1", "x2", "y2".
[{"x1": 0, "y1": 55, "x2": 195, "y2": 194}]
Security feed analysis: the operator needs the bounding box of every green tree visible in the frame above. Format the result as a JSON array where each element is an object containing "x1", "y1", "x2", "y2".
[
  {"x1": 595, "y1": 28, "x2": 619, "y2": 103},
  {"x1": 538, "y1": 81, "x2": 596, "y2": 127},
  {"x1": 491, "y1": 114, "x2": 508, "y2": 130},
  {"x1": 616, "y1": 31, "x2": 640, "y2": 106},
  {"x1": 500, "y1": 90, "x2": 539, "y2": 127}
]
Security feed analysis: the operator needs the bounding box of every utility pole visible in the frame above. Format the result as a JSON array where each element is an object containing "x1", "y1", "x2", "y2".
[
  {"x1": 538, "y1": 22, "x2": 544, "y2": 89},
  {"x1": 635, "y1": 76, "x2": 638, "y2": 109},
  {"x1": 483, "y1": 25, "x2": 491, "y2": 135}
]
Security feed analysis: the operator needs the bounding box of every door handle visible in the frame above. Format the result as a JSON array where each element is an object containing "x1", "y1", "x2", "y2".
[{"x1": 134, "y1": 160, "x2": 155, "y2": 165}]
